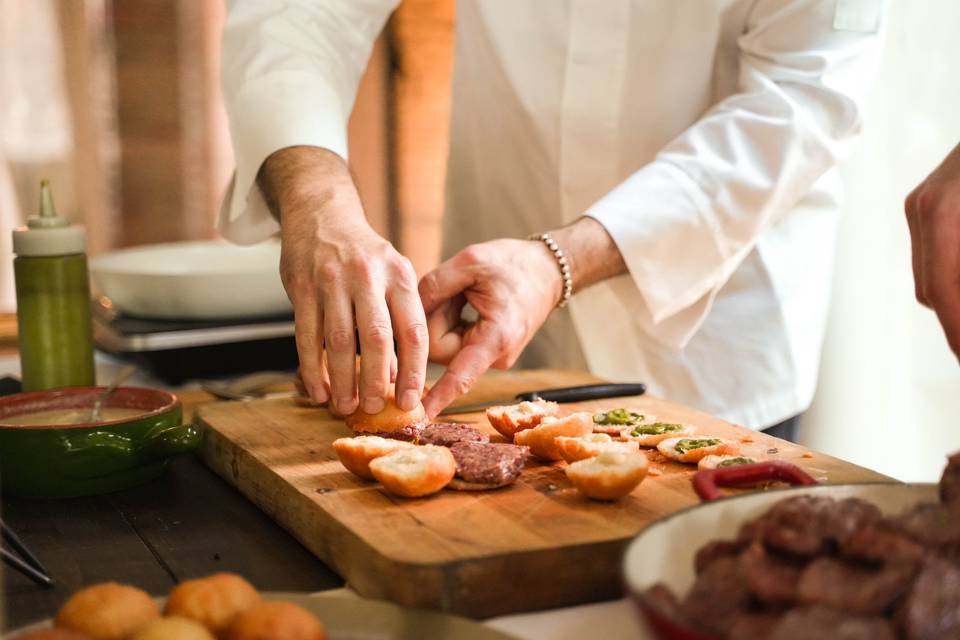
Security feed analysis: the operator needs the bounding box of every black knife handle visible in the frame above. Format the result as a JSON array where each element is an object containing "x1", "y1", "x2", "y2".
[{"x1": 517, "y1": 383, "x2": 646, "y2": 404}]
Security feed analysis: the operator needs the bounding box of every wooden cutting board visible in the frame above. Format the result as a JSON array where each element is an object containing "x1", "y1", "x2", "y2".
[{"x1": 197, "y1": 369, "x2": 890, "y2": 618}]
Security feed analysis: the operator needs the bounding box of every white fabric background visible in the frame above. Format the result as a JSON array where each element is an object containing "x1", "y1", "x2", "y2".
[{"x1": 801, "y1": 0, "x2": 960, "y2": 482}]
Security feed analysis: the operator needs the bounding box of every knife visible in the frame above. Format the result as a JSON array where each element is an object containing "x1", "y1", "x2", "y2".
[{"x1": 438, "y1": 382, "x2": 647, "y2": 415}]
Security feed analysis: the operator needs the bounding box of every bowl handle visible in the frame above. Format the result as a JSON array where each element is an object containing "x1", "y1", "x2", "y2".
[
  {"x1": 139, "y1": 423, "x2": 203, "y2": 461},
  {"x1": 692, "y1": 460, "x2": 818, "y2": 502}
]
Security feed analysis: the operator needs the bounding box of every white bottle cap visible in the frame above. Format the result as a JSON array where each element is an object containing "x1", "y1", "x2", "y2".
[{"x1": 12, "y1": 180, "x2": 86, "y2": 257}]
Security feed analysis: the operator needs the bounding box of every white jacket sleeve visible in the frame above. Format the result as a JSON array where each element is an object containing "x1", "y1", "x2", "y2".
[
  {"x1": 218, "y1": 0, "x2": 398, "y2": 244},
  {"x1": 585, "y1": 0, "x2": 885, "y2": 347}
]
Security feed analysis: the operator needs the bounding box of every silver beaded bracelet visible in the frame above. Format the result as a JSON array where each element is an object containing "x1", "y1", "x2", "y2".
[{"x1": 529, "y1": 232, "x2": 573, "y2": 308}]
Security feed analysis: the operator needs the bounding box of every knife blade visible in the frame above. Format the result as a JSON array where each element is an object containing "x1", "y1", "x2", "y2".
[{"x1": 438, "y1": 382, "x2": 647, "y2": 416}]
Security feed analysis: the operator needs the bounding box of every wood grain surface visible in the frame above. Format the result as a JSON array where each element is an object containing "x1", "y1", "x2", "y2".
[{"x1": 197, "y1": 369, "x2": 891, "y2": 618}]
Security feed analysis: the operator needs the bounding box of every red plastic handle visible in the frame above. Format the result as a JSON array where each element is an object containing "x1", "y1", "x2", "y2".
[{"x1": 692, "y1": 460, "x2": 818, "y2": 502}]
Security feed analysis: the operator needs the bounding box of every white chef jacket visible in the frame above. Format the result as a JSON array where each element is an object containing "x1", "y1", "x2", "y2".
[{"x1": 219, "y1": 0, "x2": 886, "y2": 429}]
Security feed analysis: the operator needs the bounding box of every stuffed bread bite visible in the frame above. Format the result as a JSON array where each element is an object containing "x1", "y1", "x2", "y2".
[
  {"x1": 657, "y1": 437, "x2": 738, "y2": 463},
  {"x1": 591, "y1": 408, "x2": 656, "y2": 435}
]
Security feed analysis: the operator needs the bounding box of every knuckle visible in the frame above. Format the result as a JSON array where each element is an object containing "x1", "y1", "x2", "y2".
[
  {"x1": 924, "y1": 285, "x2": 945, "y2": 307},
  {"x1": 400, "y1": 369, "x2": 423, "y2": 390},
  {"x1": 499, "y1": 352, "x2": 519, "y2": 369},
  {"x1": 326, "y1": 327, "x2": 355, "y2": 352},
  {"x1": 362, "y1": 323, "x2": 393, "y2": 350},
  {"x1": 402, "y1": 322, "x2": 428, "y2": 349},
  {"x1": 905, "y1": 188, "x2": 920, "y2": 218},
  {"x1": 347, "y1": 253, "x2": 376, "y2": 279},
  {"x1": 916, "y1": 188, "x2": 940, "y2": 216},
  {"x1": 316, "y1": 260, "x2": 340, "y2": 284},
  {"x1": 390, "y1": 255, "x2": 417, "y2": 280},
  {"x1": 449, "y1": 371, "x2": 477, "y2": 396},
  {"x1": 459, "y1": 244, "x2": 484, "y2": 264},
  {"x1": 295, "y1": 330, "x2": 320, "y2": 352},
  {"x1": 418, "y1": 272, "x2": 439, "y2": 299},
  {"x1": 360, "y1": 377, "x2": 388, "y2": 397}
]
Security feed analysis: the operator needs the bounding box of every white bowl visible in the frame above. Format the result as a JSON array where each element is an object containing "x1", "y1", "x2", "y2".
[
  {"x1": 622, "y1": 482, "x2": 937, "y2": 639},
  {"x1": 90, "y1": 239, "x2": 292, "y2": 320}
]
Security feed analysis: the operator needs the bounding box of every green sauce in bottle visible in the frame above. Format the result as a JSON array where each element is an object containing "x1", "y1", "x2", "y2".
[{"x1": 13, "y1": 181, "x2": 95, "y2": 391}]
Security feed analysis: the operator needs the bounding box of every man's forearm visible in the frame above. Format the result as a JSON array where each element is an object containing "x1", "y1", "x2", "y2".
[
  {"x1": 549, "y1": 216, "x2": 628, "y2": 294},
  {"x1": 257, "y1": 146, "x2": 361, "y2": 224}
]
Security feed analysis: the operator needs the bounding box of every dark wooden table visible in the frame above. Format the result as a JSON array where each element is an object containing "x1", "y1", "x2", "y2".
[{"x1": 2, "y1": 451, "x2": 344, "y2": 631}]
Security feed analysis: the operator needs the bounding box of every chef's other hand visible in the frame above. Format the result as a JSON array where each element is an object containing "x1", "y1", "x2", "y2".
[
  {"x1": 417, "y1": 239, "x2": 563, "y2": 417},
  {"x1": 906, "y1": 142, "x2": 960, "y2": 358},
  {"x1": 259, "y1": 146, "x2": 428, "y2": 415}
]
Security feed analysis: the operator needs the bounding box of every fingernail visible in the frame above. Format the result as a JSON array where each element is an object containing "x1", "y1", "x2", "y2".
[
  {"x1": 312, "y1": 385, "x2": 329, "y2": 403},
  {"x1": 338, "y1": 397, "x2": 357, "y2": 414},
  {"x1": 400, "y1": 390, "x2": 420, "y2": 411},
  {"x1": 363, "y1": 396, "x2": 385, "y2": 414}
]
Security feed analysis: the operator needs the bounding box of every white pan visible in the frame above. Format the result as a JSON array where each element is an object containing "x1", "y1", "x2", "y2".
[
  {"x1": 622, "y1": 461, "x2": 936, "y2": 640},
  {"x1": 90, "y1": 239, "x2": 291, "y2": 320}
]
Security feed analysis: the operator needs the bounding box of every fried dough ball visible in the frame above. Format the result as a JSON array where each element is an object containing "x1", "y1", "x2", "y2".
[
  {"x1": 222, "y1": 602, "x2": 325, "y2": 640},
  {"x1": 164, "y1": 573, "x2": 261, "y2": 633},
  {"x1": 54, "y1": 582, "x2": 159, "y2": 640},
  {"x1": 15, "y1": 630, "x2": 92, "y2": 640},
  {"x1": 131, "y1": 617, "x2": 214, "y2": 640}
]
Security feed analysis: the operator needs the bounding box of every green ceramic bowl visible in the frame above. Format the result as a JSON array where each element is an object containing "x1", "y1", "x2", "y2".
[{"x1": 0, "y1": 387, "x2": 201, "y2": 499}]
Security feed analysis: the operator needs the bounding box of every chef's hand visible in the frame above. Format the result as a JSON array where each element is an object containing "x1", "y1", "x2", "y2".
[
  {"x1": 906, "y1": 142, "x2": 960, "y2": 358},
  {"x1": 417, "y1": 239, "x2": 563, "y2": 417},
  {"x1": 259, "y1": 146, "x2": 428, "y2": 415}
]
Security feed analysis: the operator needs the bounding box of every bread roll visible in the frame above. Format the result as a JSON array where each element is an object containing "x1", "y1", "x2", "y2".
[
  {"x1": 55, "y1": 583, "x2": 159, "y2": 640},
  {"x1": 344, "y1": 390, "x2": 426, "y2": 441},
  {"x1": 486, "y1": 400, "x2": 559, "y2": 439},
  {"x1": 555, "y1": 433, "x2": 639, "y2": 463},
  {"x1": 565, "y1": 450, "x2": 649, "y2": 500},
  {"x1": 657, "y1": 437, "x2": 738, "y2": 463},
  {"x1": 369, "y1": 445, "x2": 456, "y2": 497},
  {"x1": 513, "y1": 412, "x2": 594, "y2": 461},
  {"x1": 333, "y1": 436, "x2": 415, "y2": 480}
]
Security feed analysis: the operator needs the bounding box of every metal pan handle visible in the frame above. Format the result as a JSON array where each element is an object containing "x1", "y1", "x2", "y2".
[{"x1": 692, "y1": 460, "x2": 818, "y2": 502}]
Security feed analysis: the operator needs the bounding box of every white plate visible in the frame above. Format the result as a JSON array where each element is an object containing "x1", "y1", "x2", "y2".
[
  {"x1": 6, "y1": 592, "x2": 520, "y2": 640},
  {"x1": 90, "y1": 239, "x2": 291, "y2": 320}
]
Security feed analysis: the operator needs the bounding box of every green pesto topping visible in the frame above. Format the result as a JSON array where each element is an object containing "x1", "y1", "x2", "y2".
[
  {"x1": 594, "y1": 408, "x2": 644, "y2": 426},
  {"x1": 674, "y1": 438, "x2": 722, "y2": 455},
  {"x1": 716, "y1": 456, "x2": 755, "y2": 468},
  {"x1": 630, "y1": 422, "x2": 685, "y2": 437}
]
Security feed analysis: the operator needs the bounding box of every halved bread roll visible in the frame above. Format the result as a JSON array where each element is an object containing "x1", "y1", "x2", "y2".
[
  {"x1": 565, "y1": 450, "x2": 649, "y2": 500},
  {"x1": 344, "y1": 389, "x2": 427, "y2": 441},
  {"x1": 486, "y1": 400, "x2": 560, "y2": 439},
  {"x1": 555, "y1": 433, "x2": 640, "y2": 463},
  {"x1": 332, "y1": 435, "x2": 416, "y2": 480},
  {"x1": 621, "y1": 422, "x2": 694, "y2": 447},
  {"x1": 513, "y1": 412, "x2": 594, "y2": 461},
  {"x1": 591, "y1": 408, "x2": 656, "y2": 435},
  {"x1": 368, "y1": 445, "x2": 456, "y2": 498},
  {"x1": 697, "y1": 454, "x2": 758, "y2": 470},
  {"x1": 657, "y1": 436, "x2": 738, "y2": 463}
]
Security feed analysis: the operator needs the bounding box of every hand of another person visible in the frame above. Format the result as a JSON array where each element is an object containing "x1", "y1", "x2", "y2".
[
  {"x1": 259, "y1": 146, "x2": 428, "y2": 415},
  {"x1": 905, "y1": 142, "x2": 960, "y2": 358},
  {"x1": 417, "y1": 239, "x2": 564, "y2": 417}
]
